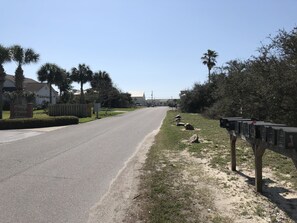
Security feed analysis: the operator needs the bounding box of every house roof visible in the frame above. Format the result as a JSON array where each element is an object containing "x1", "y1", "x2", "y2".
[
  {"x1": 5, "y1": 74, "x2": 58, "y2": 94},
  {"x1": 4, "y1": 74, "x2": 15, "y2": 83},
  {"x1": 24, "y1": 83, "x2": 46, "y2": 92},
  {"x1": 5, "y1": 74, "x2": 38, "y2": 84},
  {"x1": 24, "y1": 77, "x2": 38, "y2": 84}
]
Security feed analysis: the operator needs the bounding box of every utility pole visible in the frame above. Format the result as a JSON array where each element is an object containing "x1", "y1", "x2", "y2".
[{"x1": 151, "y1": 91, "x2": 154, "y2": 106}]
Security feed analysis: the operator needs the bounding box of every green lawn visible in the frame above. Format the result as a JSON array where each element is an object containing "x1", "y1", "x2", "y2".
[
  {"x1": 2, "y1": 107, "x2": 140, "y2": 123},
  {"x1": 2, "y1": 110, "x2": 49, "y2": 119},
  {"x1": 2, "y1": 111, "x2": 9, "y2": 119},
  {"x1": 79, "y1": 107, "x2": 141, "y2": 123}
]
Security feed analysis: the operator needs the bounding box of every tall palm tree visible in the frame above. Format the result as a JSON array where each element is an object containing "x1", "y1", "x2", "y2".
[
  {"x1": 37, "y1": 63, "x2": 62, "y2": 104},
  {"x1": 0, "y1": 45, "x2": 11, "y2": 119},
  {"x1": 91, "y1": 71, "x2": 112, "y2": 104},
  {"x1": 70, "y1": 64, "x2": 93, "y2": 104},
  {"x1": 91, "y1": 70, "x2": 112, "y2": 90},
  {"x1": 201, "y1": 49, "x2": 218, "y2": 83},
  {"x1": 56, "y1": 69, "x2": 72, "y2": 99},
  {"x1": 10, "y1": 45, "x2": 39, "y2": 92}
]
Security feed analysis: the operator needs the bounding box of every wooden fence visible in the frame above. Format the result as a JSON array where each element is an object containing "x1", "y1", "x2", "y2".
[{"x1": 48, "y1": 104, "x2": 92, "y2": 118}]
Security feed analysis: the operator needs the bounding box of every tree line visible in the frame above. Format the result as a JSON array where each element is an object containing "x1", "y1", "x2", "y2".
[
  {"x1": 180, "y1": 27, "x2": 297, "y2": 126},
  {"x1": 0, "y1": 44, "x2": 133, "y2": 118}
]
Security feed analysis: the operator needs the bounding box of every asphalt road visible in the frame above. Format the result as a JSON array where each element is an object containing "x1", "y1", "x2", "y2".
[{"x1": 0, "y1": 107, "x2": 168, "y2": 223}]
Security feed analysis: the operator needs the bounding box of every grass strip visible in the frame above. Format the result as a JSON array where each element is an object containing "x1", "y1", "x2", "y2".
[
  {"x1": 137, "y1": 111, "x2": 232, "y2": 222},
  {"x1": 133, "y1": 111, "x2": 297, "y2": 222}
]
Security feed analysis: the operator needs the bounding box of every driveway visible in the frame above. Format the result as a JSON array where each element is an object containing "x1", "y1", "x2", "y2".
[{"x1": 0, "y1": 126, "x2": 66, "y2": 144}]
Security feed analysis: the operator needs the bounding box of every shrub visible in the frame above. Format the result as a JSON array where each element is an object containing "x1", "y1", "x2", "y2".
[{"x1": 0, "y1": 116, "x2": 79, "y2": 130}]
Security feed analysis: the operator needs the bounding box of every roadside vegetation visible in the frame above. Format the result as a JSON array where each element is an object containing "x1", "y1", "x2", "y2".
[
  {"x1": 180, "y1": 27, "x2": 297, "y2": 127},
  {"x1": 2, "y1": 107, "x2": 140, "y2": 124},
  {"x1": 0, "y1": 115, "x2": 78, "y2": 130},
  {"x1": 78, "y1": 107, "x2": 140, "y2": 123},
  {"x1": 127, "y1": 111, "x2": 296, "y2": 222}
]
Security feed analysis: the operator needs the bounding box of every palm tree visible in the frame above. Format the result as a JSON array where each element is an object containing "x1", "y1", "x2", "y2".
[
  {"x1": 56, "y1": 69, "x2": 72, "y2": 100},
  {"x1": 10, "y1": 45, "x2": 39, "y2": 92},
  {"x1": 70, "y1": 64, "x2": 93, "y2": 104},
  {"x1": 37, "y1": 63, "x2": 62, "y2": 104},
  {"x1": 91, "y1": 70, "x2": 112, "y2": 90},
  {"x1": 201, "y1": 49, "x2": 218, "y2": 83},
  {"x1": 0, "y1": 45, "x2": 11, "y2": 119},
  {"x1": 91, "y1": 71, "x2": 112, "y2": 104}
]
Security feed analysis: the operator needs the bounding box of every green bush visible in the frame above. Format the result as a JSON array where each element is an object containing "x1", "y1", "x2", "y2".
[{"x1": 0, "y1": 116, "x2": 79, "y2": 130}]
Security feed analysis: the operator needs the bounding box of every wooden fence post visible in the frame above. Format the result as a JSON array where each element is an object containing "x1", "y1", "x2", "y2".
[
  {"x1": 230, "y1": 134, "x2": 237, "y2": 171},
  {"x1": 253, "y1": 143, "x2": 266, "y2": 193}
]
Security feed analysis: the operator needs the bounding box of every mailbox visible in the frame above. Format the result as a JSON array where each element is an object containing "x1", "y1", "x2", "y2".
[
  {"x1": 260, "y1": 124, "x2": 286, "y2": 142},
  {"x1": 267, "y1": 126, "x2": 284, "y2": 146},
  {"x1": 235, "y1": 119, "x2": 252, "y2": 135},
  {"x1": 241, "y1": 121, "x2": 255, "y2": 139},
  {"x1": 249, "y1": 122, "x2": 268, "y2": 140},
  {"x1": 235, "y1": 121, "x2": 241, "y2": 135},
  {"x1": 231, "y1": 118, "x2": 251, "y2": 132},
  {"x1": 277, "y1": 127, "x2": 297, "y2": 150},
  {"x1": 220, "y1": 117, "x2": 242, "y2": 129},
  {"x1": 220, "y1": 117, "x2": 251, "y2": 131}
]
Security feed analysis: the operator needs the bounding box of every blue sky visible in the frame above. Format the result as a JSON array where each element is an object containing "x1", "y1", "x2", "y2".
[{"x1": 1, "y1": 0, "x2": 297, "y2": 99}]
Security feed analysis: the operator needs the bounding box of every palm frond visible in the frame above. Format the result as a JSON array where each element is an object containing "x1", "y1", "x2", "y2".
[
  {"x1": 24, "y1": 48, "x2": 40, "y2": 64},
  {"x1": 37, "y1": 63, "x2": 60, "y2": 83},
  {"x1": 70, "y1": 64, "x2": 93, "y2": 84},
  {"x1": 10, "y1": 45, "x2": 24, "y2": 64},
  {"x1": 0, "y1": 44, "x2": 11, "y2": 64}
]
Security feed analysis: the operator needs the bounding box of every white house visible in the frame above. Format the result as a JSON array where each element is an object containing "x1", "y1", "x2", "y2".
[
  {"x1": 129, "y1": 91, "x2": 146, "y2": 106},
  {"x1": 3, "y1": 74, "x2": 58, "y2": 105},
  {"x1": 24, "y1": 83, "x2": 58, "y2": 104}
]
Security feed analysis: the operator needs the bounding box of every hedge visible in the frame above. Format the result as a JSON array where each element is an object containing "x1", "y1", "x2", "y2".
[{"x1": 0, "y1": 116, "x2": 79, "y2": 130}]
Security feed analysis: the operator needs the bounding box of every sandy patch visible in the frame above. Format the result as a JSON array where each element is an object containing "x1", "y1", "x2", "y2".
[
  {"x1": 124, "y1": 143, "x2": 296, "y2": 222},
  {"x1": 177, "y1": 149, "x2": 296, "y2": 222}
]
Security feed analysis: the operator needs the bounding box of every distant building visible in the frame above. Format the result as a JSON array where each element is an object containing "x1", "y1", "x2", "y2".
[
  {"x1": 129, "y1": 91, "x2": 146, "y2": 106},
  {"x1": 3, "y1": 74, "x2": 58, "y2": 105},
  {"x1": 146, "y1": 98, "x2": 178, "y2": 107},
  {"x1": 146, "y1": 99, "x2": 169, "y2": 106}
]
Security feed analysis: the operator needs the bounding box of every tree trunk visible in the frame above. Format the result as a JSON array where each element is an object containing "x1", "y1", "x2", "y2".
[
  {"x1": 208, "y1": 68, "x2": 211, "y2": 83},
  {"x1": 15, "y1": 65, "x2": 24, "y2": 92},
  {"x1": 80, "y1": 82, "x2": 85, "y2": 104},
  {"x1": 0, "y1": 65, "x2": 5, "y2": 119}
]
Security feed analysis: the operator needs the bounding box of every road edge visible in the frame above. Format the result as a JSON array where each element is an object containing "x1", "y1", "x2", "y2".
[{"x1": 87, "y1": 119, "x2": 164, "y2": 223}]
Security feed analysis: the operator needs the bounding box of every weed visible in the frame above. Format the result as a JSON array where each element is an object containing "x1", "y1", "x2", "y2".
[
  {"x1": 212, "y1": 214, "x2": 233, "y2": 223},
  {"x1": 254, "y1": 205, "x2": 265, "y2": 217}
]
